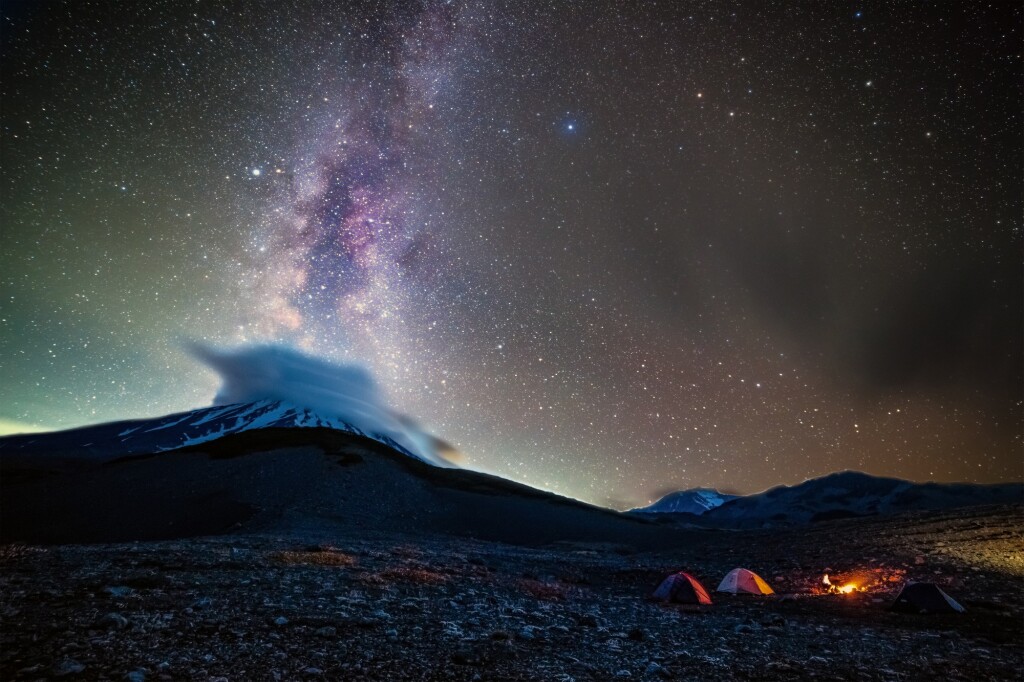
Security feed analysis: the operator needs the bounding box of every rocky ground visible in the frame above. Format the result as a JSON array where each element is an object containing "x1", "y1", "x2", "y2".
[{"x1": 1, "y1": 504, "x2": 1021, "y2": 681}]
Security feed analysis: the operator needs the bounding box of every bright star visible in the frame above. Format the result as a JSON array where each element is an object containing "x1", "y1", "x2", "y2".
[{"x1": 251, "y1": 168, "x2": 261, "y2": 176}]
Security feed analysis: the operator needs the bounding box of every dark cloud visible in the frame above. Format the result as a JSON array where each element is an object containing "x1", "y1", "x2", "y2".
[{"x1": 856, "y1": 263, "x2": 1022, "y2": 397}]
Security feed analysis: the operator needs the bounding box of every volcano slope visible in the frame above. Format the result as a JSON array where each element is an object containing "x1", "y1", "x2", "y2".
[
  {"x1": 0, "y1": 427, "x2": 668, "y2": 547},
  {"x1": 1, "y1": 430, "x2": 1022, "y2": 680}
]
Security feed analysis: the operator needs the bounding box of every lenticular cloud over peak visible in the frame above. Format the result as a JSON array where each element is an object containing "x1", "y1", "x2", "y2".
[
  {"x1": 189, "y1": 343, "x2": 455, "y2": 467},
  {"x1": 192, "y1": 344, "x2": 382, "y2": 419}
]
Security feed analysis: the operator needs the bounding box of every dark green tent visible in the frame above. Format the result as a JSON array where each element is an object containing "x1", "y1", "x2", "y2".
[{"x1": 890, "y1": 582, "x2": 965, "y2": 614}]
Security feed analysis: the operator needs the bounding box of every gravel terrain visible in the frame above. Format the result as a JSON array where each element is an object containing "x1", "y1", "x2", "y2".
[{"x1": 2, "y1": 505, "x2": 1021, "y2": 681}]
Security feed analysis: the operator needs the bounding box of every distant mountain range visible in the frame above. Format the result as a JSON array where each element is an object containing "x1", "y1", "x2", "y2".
[
  {"x1": 635, "y1": 471, "x2": 1022, "y2": 528},
  {"x1": 631, "y1": 488, "x2": 738, "y2": 515}
]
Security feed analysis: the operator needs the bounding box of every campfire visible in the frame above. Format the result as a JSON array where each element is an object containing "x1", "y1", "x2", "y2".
[{"x1": 822, "y1": 573, "x2": 859, "y2": 595}]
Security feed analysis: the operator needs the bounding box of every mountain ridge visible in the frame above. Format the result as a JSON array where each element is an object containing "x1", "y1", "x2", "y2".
[
  {"x1": 0, "y1": 399, "x2": 452, "y2": 468},
  {"x1": 645, "y1": 470, "x2": 1023, "y2": 528},
  {"x1": 2, "y1": 408, "x2": 1020, "y2": 528}
]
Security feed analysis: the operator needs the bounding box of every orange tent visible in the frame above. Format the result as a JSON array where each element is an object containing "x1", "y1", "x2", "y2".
[{"x1": 716, "y1": 568, "x2": 774, "y2": 595}]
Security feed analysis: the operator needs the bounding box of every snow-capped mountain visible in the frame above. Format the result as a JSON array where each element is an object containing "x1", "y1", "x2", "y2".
[
  {"x1": 632, "y1": 488, "x2": 738, "y2": 515},
  {"x1": 630, "y1": 471, "x2": 1022, "y2": 526},
  {"x1": 0, "y1": 400, "x2": 454, "y2": 467}
]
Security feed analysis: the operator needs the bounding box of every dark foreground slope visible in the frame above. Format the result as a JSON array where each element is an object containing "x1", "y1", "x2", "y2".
[
  {"x1": 0, "y1": 428, "x2": 668, "y2": 547},
  {"x1": 1, "y1": 505, "x2": 1021, "y2": 680}
]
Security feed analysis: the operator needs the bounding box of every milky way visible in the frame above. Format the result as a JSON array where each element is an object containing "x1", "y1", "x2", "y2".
[
  {"x1": 1, "y1": 1, "x2": 1020, "y2": 507},
  {"x1": 252, "y1": 1, "x2": 460, "y2": 355}
]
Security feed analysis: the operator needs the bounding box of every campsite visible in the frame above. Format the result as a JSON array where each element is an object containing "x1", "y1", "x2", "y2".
[
  {"x1": 2, "y1": 0, "x2": 1021, "y2": 679},
  {"x1": 1, "y1": 502, "x2": 1019, "y2": 680}
]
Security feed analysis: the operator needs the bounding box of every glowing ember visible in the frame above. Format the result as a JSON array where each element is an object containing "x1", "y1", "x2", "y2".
[{"x1": 838, "y1": 583, "x2": 857, "y2": 594}]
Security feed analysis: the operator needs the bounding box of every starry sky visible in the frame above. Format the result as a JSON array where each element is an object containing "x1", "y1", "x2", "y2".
[{"x1": 1, "y1": 1, "x2": 1021, "y2": 508}]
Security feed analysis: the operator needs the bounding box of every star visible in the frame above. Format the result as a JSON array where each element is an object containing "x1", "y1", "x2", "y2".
[{"x1": 0, "y1": 0, "x2": 1017, "y2": 508}]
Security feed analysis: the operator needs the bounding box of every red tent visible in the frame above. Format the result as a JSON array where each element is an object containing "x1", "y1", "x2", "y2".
[{"x1": 652, "y1": 571, "x2": 712, "y2": 604}]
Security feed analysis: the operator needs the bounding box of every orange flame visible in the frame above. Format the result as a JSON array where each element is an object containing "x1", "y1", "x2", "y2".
[{"x1": 822, "y1": 574, "x2": 858, "y2": 594}]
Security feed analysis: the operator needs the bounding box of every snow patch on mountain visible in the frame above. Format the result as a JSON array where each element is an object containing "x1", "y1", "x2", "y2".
[{"x1": 632, "y1": 488, "x2": 738, "y2": 515}]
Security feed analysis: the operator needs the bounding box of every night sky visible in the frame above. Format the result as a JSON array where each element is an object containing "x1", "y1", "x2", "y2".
[{"x1": 1, "y1": 1, "x2": 1021, "y2": 508}]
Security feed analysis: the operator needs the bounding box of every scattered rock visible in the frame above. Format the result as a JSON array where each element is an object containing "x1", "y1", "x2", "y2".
[
  {"x1": 644, "y1": 661, "x2": 665, "y2": 676},
  {"x1": 518, "y1": 625, "x2": 541, "y2": 641},
  {"x1": 442, "y1": 621, "x2": 464, "y2": 637},
  {"x1": 54, "y1": 659, "x2": 86, "y2": 676},
  {"x1": 100, "y1": 611, "x2": 129, "y2": 629}
]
